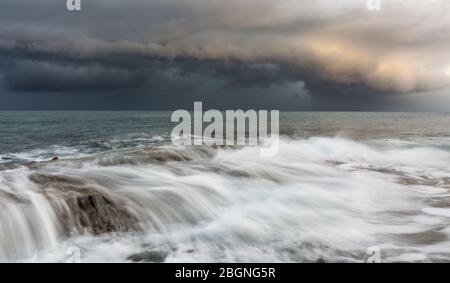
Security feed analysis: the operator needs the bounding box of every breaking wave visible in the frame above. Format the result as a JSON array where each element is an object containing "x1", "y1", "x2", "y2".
[{"x1": 1, "y1": 136, "x2": 450, "y2": 262}]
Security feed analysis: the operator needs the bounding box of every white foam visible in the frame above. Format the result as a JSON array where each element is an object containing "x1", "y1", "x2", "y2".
[
  {"x1": 2, "y1": 136, "x2": 450, "y2": 262},
  {"x1": 423, "y1": 207, "x2": 450, "y2": 218}
]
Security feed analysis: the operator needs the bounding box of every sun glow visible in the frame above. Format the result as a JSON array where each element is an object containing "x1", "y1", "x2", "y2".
[{"x1": 445, "y1": 67, "x2": 450, "y2": 77}]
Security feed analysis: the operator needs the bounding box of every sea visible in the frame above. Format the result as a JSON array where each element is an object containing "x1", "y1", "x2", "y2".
[{"x1": 1, "y1": 111, "x2": 450, "y2": 262}]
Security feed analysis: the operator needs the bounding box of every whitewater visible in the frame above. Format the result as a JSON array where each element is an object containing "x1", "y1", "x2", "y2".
[{"x1": 1, "y1": 112, "x2": 450, "y2": 262}]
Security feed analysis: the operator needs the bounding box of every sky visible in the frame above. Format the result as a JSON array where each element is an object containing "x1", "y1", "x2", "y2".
[{"x1": 0, "y1": 0, "x2": 449, "y2": 111}]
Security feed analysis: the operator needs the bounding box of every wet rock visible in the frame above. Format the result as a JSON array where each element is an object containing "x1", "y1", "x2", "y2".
[
  {"x1": 0, "y1": 190, "x2": 27, "y2": 204},
  {"x1": 394, "y1": 229, "x2": 448, "y2": 245},
  {"x1": 29, "y1": 173, "x2": 139, "y2": 235},
  {"x1": 70, "y1": 193, "x2": 136, "y2": 235},
  {"x1": 96, "y1": 148, "x2": 192, "y2": 167},
  {"x1": 426, "y1": 197, "x2": 450, "y2": 208},
  {"x1": 127, "y1": 251, "x2": 168, "y2": 263}
]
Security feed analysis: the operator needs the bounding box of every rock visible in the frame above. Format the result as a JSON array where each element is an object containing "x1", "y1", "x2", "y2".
[
  {"x1": 127, "y1": 251, "x2": 168, "y2": 263},
  {"x1": 29, "y1": 173, "x2": 139, "y2": 235}
]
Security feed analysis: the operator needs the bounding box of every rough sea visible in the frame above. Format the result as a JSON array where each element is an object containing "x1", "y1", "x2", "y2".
[{"x1": 1, "y1": 111, "x2": 450, "y2": 262}]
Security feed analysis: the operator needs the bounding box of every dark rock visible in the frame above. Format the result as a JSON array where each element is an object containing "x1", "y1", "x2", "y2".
[
  {"x1": 394, "y1": 229, "x2": 448, "y2": 245},
  {"x1": 127, "y1": 251, "x2": 168, "y2": 263},
  {"x1": 29, "y1": 173, "x2": 139, "y2": 235}
]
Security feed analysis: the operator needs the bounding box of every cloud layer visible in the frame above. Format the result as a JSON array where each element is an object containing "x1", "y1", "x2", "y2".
[{"x1": 0, "y1": 0, "x2": 449, "y2": 109}]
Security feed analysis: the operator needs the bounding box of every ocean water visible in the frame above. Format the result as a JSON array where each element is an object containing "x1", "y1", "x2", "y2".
[{"x1": 1, "y1": 111, "x2": 450, "y2": 262}]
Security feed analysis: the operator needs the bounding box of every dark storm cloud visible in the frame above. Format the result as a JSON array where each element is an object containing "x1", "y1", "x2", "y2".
[
  {"x1": 0, "y1": 0, "x2": 449, "y2": 110},
  {"x1": 3, "y1": 61, "x2": 148, "y2": 92}
]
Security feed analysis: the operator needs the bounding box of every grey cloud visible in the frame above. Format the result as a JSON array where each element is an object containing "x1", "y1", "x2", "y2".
[
  {"x1": 0, "y1": 0, "x2": 449, "y2": 110},
  {"x1": 3, "y1": 61, "x2": 147, "y2": 92}
]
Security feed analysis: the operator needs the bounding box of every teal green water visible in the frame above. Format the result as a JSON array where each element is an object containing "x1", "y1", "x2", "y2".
[{"x1": 2, "y1": 111, "x2": 450, "y2": 161}]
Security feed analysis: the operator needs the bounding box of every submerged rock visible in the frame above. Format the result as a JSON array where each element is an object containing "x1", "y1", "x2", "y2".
[
  {"x1": 127, "y1": 251, "x2": 168, "y2": 263},
  {"x1": 29, "y1": 173, "x2": 139, "y2": 235}
]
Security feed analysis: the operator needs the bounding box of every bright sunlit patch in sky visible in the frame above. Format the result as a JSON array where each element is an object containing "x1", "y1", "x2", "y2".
[{"x1": 445, "y1": 67, "x2": 450, "y2": 77}]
